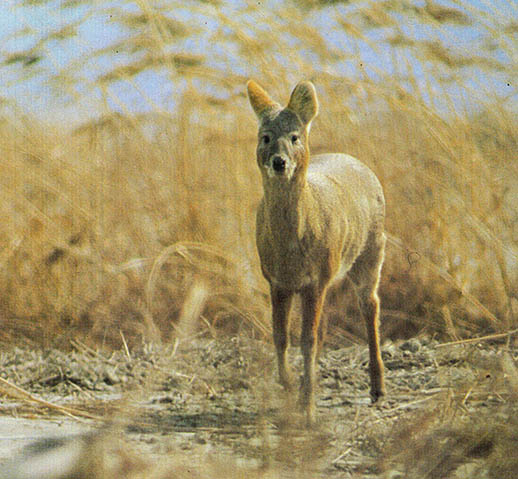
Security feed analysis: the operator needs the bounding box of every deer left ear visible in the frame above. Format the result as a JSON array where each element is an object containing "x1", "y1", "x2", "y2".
[{"x1": 287, "y1": 81, "x2": 319, "y2": 126}]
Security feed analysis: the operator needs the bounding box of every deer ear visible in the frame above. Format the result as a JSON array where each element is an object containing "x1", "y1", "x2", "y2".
[
  {"x1": 287, "y1": 81, "x2": 319, "y2": 126},
  {"x1": 247, "y1": 80, "x2": 279, "y2": 119}
]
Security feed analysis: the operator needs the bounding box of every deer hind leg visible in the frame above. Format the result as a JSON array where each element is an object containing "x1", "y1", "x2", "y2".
[
  {"x1": 271, "y1": 286, "x2": 295, "y2": 391},
  {"x1": 359, "y1": 286, "x2": 385, "y2": 402},
  {"x1": 350, "y1": 233, "x2": 386, "y2": 402},
  {"x1": 299, "y1": 285, "x2": 327, "y2": 426},
  {"x1": 317, "y1": 314, "x2": 328, "y2": 360}
]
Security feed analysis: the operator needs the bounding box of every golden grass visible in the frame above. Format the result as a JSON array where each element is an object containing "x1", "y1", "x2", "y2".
[
  {"x1": 0, "y1": 0, "x2": 517, "y2": 348},
  {"x1": 380, "y1": 352, "x2": 518, "y2": 479}
]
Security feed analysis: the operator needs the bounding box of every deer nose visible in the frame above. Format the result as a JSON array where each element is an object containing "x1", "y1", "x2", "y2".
[{"x1": 272, "y1": 155, "x2": 287, "y2": 172}]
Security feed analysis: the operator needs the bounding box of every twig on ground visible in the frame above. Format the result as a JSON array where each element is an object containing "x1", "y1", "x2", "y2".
[
  {"x1": 0, "y1": 376, "x2": 101, "y2": 421},
  {"x1": 436, "y1": 328, "x2": 518, "y2": 348}
]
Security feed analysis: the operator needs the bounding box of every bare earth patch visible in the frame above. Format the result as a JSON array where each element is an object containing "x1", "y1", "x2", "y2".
[{"x1": 0, "y1": 336, "x2": 517, "y2": 478}]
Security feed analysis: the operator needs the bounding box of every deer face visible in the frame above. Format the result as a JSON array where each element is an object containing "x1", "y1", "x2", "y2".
[
  {"x1": 256, "y1": 109, "x2": 307, "y2": 181},
  {"x1": 247, "y1": 80, "x2": 319, "y2": 183}
]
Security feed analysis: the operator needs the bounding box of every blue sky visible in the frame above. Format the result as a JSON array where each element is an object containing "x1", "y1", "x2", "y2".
[{"x1": 1, "y1": 0, "x2": 516, "y2": 126}]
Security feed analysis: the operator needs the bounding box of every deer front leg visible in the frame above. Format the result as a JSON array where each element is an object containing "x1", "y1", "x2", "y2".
[
  {"x1": 299, "y1": 285, "x2": 327, "y2": 426},
  {"x1": 271, "y1": 286, "x2": 295, "y2": 391}
]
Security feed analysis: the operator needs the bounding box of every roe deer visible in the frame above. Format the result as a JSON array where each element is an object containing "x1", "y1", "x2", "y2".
[{"x1": 247, "y1": 80, "x2": 386, "y2": 426}]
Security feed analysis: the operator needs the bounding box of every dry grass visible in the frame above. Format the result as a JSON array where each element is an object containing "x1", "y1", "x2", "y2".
[
  {"x1": 2, "y1": 5, "x2": 518, "y2": 478},
  {"x1": 380, "y1": 352, "x2": 518, "y2": 479},
  {"x1": 0, "y1": 0, "x2": 517, "y2": 350}
]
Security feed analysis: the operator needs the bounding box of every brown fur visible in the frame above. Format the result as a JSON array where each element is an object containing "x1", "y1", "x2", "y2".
[{"x1": 247, "y1": 80, "x2": 386, "y2": 426}]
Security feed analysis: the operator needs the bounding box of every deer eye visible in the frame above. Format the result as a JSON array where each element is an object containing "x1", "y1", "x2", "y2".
[
  {"x1": 261, "y1": 134, "x2": 270, "y2": 144},
  {"x1": 291, "y1": 134, "x2": 299, "y2": 144}
]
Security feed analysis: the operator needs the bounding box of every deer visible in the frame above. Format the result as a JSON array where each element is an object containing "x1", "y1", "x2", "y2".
[{"x1": 247, "y1": 80, "x2": 386, "y2": 426}]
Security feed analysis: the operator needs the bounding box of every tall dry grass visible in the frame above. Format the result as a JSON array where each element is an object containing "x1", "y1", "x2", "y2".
[{"x1": 0, "y1": 0, "x2": 517, "y2": 348}]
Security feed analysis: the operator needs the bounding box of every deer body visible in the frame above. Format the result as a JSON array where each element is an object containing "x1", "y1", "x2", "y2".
[
  {"x1": 257, "y1": 153, "x2": 384, "y2": 289},
  {"x1": 247, "y1": 81, "x2": 385, "y2": 426}
]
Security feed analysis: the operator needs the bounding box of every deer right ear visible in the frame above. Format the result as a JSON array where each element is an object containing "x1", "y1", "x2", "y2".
[{"x1": 247, "y1": 80, "x2": 278, "y2": 119}]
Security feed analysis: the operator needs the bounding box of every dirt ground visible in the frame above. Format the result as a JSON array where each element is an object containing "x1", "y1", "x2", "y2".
[{"x1": 0, "y1": 335, "x2": 516, "y2": 478}]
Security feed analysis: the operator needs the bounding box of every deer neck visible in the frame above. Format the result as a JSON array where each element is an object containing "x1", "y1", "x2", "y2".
[{"x1": 262, "y1": 168, "x2": 310, "y2": 240}]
